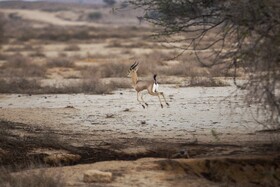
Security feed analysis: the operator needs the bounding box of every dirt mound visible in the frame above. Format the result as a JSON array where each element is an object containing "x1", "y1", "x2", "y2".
[
  {"x1": 3, "y1": 156, "x2": 279, "y2": 187},
  {"x1": 158, "y1": 156, "x2": 280, "y2": 186}
]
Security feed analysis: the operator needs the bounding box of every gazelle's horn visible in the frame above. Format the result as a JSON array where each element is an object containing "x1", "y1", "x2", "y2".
[{"x1": 130, "y1": 61, "x2": 139, "y2": 70}]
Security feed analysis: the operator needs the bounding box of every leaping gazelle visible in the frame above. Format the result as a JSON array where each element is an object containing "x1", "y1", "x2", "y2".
[{"x1": 128, "y1": 61, "x2": 169, "y2": 108}]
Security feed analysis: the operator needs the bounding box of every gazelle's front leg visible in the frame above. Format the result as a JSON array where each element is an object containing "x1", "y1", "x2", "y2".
[
  {"x1": 140, "y1": 92, "x2": 148, "y2": 107},
  {"x1": 137, "y1": 92, "x2": 146, "y2": 109}
]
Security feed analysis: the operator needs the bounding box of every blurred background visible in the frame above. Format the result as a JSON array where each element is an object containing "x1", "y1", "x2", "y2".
[{"x1": 0, "y1": 0, "x2": 231, "y2": 95}]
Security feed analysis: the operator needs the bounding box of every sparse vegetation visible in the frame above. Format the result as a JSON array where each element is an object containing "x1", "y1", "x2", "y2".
[
  {"x1": 87, "y1": 12, "x2": 102, "y2": 21},
  {"x1": 0, "y1": 170, "x2": 66, "y2": 187},
  {"x1": 0, "y1": 77, "x2": 120, "y2": 94},
  {"x1": 1, "y1": 54, "x2": 47, "y2": 78},
  {"x1": 103, "y1": 0, "x2": 116, "y2": 6},
  {"x1": 46, "y1": 57, "x2": 74, "y2": 68},
  {"x1": 188, "y1": 77, "x2": 230, "y2": 87},
  {"x1": 0, "y1": 78, "x2": 42, "y2": 94},
  {"x1": 63, "y1": 44, "x2": 80, "y2": 51},
  {"x1": 81, "y1": 62, "x2": 130, "y2": 78}
]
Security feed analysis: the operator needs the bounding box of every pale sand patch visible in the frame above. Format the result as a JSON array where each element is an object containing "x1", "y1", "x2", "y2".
[{"x1": 0, "y1": 9, "x2": 104, "y2": 27}]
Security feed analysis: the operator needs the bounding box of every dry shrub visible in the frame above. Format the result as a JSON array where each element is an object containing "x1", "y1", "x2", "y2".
[
  {"x1": 188, "y1": 77, "x2": 229, "y2": 87},
  {"x1": 5, "y1": 46, "x2": 23, "y2": 52},
  {"x1": 0, "y1": 78, "x2": 114, "y2": 94},
  {"x1": 46, "y1": 57, "x2": 74, "y2": 68},
  {"x1": 29, "y1": 52, "x2": 45, "y2": 58},
  {"x1": 80, "y1": 65, "x2": 101, "y2": 78},
  {"x1": 87, "y1": 12, "x2": 103, "y2": 21},
  {"x1": 106, "y1": 40, "x2": 151, "y2": 48},
  {"x1": 63, "y1": 44, "x2": 80, "y2": 51},
  {"x1": 22, "y1": 44, "x2": 35, "y2": 51},
  {"x1": 159, "y1": 63, "x2": 188, "y2": 76},
  {"x1": 3, "y1": 53, "x2": 28, "y2": 68},
  {"x1": 19, "y1": 27, "x2": 92, "y2": 42},
  {"x1": 109, "y1": 80, "x2": 131, "y2": 89},
  {"x1": 0, "y1": 53, "x2": 9, "y2": 60},
  {"x1": 0, "y1": 77, "x2": 126, "y2": 94},
  {"x1": 40, "y1": 78, "x2": 112, "y2": 94},
  {"x1": 0, "y1": 170, "x2": 65, "y2": 187},
  {"x1": 0, "y1": 78, "x2": 42, "y2": 93},
  {"x1": 81, "y1": 78, "x2": 111, "y2": 94},
  {"x1": 82, "y1": 62, "x2": 130, "y2": 78},
  {"x1": 29, "y1": 50, "x2": 46, "y2": 58},
  {"x1": 100, "y1": 63, "x2": 130, "y2": 78},
  {"x1": 133, "y1": 51, "x2": 168, "y2": 76},
  {"x1": 1, "y1": 54, "x2": 46, "y2": 77}
]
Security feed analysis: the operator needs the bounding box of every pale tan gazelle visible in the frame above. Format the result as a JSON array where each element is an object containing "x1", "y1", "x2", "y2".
[{"x1": 128, "y1": 61, "x2": 169, "y2": 108}]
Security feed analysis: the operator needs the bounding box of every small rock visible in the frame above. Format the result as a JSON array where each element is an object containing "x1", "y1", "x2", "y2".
[
  {"x1": 123, "y1": 108, "x2": 130, "y2": 112},
  {"x1": 65, "y1": 105, "x2": 75, "y2": 109},
  {"x1": 106, "y1": 114, "x2": 114, "y2": 118},
  {"x1": 83, "y1": 170, "x2": 112, "y2": 183}
]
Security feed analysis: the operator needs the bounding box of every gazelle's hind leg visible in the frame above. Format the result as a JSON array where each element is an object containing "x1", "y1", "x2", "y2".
[
  {"x1": 159, "y1": 92, "x2": 169, "y2": 106},
  {"x1": 155, "y1": 93, "x2": 164, "y2": 108},
  {"x1": 157, "y1": 94, "x2": 164, "y2": 108},
  {"x1": 148, "y1": 90, "x2": 164, "y2": 108},
  {"x1": 137, "y1": 92, "x2": 146, "y2": 109}
]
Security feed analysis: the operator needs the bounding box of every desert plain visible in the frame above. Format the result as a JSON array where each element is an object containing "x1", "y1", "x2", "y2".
[{"x1": 0, "y1": 1, "x2": 279, "y2": 187}]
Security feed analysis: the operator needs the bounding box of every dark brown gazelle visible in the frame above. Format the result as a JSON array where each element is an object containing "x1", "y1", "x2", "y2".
[{"x1": 127, "y1": 61, "x2": 169, "y2": 108}]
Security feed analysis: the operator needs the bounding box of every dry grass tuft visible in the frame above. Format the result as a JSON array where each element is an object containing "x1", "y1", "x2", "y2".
[
  {"x1": 63, "y1": 44, "x2": 81, "y2": 51},
  {"x1": 0, "y1": 170, "x2": 66, "y2": 187},
  {"x1": 0, "y1": 78, "x2": 42, "y2": 94},
  {"x1": 46, "y1": 57, "x2": 74, "y2": 68},
  {"x1": 80, "y1": 78, "x2": 112, "y2": 94},
  {"x1": 188, "y1": 77, "x2": 230, "y2": 87},
  {"x1": 1, "y1": 54, "x2": 46, "y2": 78},
  {"x1": 29, "y1": 50, "x2": 46, "y2": 58},
  {"x1": 81, "y1": 62, "x2": 130, "y2": 78}
]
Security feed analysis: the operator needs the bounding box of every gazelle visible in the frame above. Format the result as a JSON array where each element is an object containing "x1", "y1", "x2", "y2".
[{"x1": 128, "y1": 61, "x2": 169, "y2": 108}]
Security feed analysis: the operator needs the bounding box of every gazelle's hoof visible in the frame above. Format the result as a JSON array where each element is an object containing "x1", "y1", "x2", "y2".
[
  {"x1": 142, "y1": 105, "x2": 145, "y2": 109},
  {"x1": 161, "y1": 104, "x2": 163, "y2": 108},
  {"x1": 145, "y1": 103, "x2": 148, "y2": 107}
]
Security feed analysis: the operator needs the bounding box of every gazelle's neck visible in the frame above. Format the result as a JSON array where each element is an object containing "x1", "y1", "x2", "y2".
[{"x1": 131, "y1": 71, "x2": 138, "y2": 87}]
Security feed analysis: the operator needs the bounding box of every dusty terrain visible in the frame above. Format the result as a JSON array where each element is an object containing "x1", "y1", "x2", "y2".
[
  {"x1": 0, "y1": 85, "x2": 271, "y2": 144},
  {"x1": 0, "y1": 1, "x2": 279, "y2": 187},
  {"x1": 1, "y1": 85, "x2": 279, "y2": 186}
]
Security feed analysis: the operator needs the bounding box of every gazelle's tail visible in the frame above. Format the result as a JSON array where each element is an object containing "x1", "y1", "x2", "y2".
[
  {"x1": 153, "y1": 74, "x2": 157, "y2": 84},
  {"x1": 152, "y1": 74, "x2": 159, "y2": 93}
]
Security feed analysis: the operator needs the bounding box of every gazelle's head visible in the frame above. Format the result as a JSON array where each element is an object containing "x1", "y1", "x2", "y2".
[{"x1": 127, "y1": 61, "x2": 139, "y2": 77}]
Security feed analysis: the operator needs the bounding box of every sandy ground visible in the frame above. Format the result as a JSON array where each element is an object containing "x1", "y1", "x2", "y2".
[
  {"x1": 1, "y1": 83, "x2": 278, "y2": 187},
  {"x1": 1, "y1": 9, "x2": 103, "y2": 27},
  {"x1": 0, "y1": 84, "x2": 269, "y2": 146}
]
